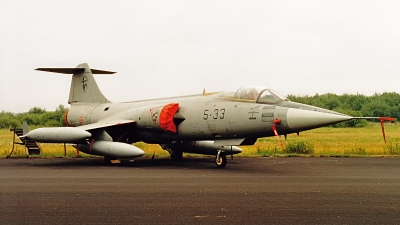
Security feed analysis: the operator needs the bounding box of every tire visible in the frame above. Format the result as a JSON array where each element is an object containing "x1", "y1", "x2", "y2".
[
  {"x1": 170, "y1": 151, "x2": 183, "y2": 161},
  {"x1": 215, "y1": 154, "x2": 227, "y2": 168}
]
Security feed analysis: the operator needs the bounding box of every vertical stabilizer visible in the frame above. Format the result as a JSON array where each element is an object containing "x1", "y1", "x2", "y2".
[{"x1": 69, "y1": 63, "x2": 111, "y2": 104}]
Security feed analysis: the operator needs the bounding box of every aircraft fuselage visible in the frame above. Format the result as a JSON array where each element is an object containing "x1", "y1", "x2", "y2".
[{"x1": 65, "y1": 91, "x2": 351, "y2": 145}]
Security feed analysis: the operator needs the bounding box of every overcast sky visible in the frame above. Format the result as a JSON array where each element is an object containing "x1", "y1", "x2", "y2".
[{"x1": 1, "y1": 0, "x2": 399, "y2": 113}]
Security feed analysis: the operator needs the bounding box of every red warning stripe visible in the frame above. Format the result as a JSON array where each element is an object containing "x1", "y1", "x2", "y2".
[{"x1": 64, "y1": 109, "x2": 70, "y2": 127}]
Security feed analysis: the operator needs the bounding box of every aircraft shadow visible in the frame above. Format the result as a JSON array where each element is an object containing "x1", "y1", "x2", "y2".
[{"x1": 27, "y1": 156, "x2": 243, "y2": 170}]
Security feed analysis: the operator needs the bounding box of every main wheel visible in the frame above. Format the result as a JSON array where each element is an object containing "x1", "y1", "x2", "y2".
[
  {"x1": 215, "y1": 154, "x2": 227, "y2": 168},
  {"x1": 170, "y1": 150, "x2": 183, "y2": 161}
]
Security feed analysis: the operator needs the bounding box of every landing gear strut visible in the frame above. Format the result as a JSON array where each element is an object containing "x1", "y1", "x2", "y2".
[{"x1": 215, "y1": 150, "x2": 227, "y2": 168}]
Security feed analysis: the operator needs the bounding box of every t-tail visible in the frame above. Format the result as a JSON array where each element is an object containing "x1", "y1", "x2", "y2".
[{"x1": 36, "y1": 63, "x2": 114, "y2": 104}]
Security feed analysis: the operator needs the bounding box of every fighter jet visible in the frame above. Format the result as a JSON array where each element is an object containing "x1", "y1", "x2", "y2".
[{"x1": 24, "y1": 63, "x2": 393, "y2": 167}]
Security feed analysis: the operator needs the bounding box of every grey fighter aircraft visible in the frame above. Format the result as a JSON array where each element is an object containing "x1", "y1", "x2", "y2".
[{"x1": 25, "y1": 63, "x2": 393, "y2": 167}]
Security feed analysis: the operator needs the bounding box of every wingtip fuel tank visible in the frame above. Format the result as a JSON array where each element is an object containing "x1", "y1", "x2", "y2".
[{"x1": 25, "y1": 127, "x2": 92, "y2": 143}]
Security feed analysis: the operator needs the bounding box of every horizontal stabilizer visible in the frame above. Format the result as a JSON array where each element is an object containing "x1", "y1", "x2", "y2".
[
  {"x1": 35, "y1": 68, "x2": 116, "y2": 74},
  {"x1": 36, "y1": 63, "x2": 113, "y2": 104}
]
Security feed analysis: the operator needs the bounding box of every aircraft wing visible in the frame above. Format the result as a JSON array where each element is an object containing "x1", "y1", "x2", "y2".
[{"x1": 76, "y1": 120, "x2": 136, "y2": 131}]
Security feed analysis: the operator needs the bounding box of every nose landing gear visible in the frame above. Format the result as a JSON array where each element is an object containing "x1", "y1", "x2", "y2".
[{"x1": 215, "y1": 150, "x2": 227, "y2": 168}]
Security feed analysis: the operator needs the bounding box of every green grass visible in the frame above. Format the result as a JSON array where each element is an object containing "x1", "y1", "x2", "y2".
[
  {"x1": 1, "y1": 122, "x2": 400, "y2": 158},
  {"x1": 240, "y1": 122, "x2": 400, "y2": 157}
]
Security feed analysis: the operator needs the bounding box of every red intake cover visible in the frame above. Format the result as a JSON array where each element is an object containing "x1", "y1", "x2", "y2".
[{"x1": 158, "y1": 103, "x2": 179, "y2": 133}]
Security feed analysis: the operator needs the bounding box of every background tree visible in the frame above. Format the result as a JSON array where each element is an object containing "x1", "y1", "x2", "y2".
[{"x1": 0, "y1": 105, "x2": 69, "y2": 129}]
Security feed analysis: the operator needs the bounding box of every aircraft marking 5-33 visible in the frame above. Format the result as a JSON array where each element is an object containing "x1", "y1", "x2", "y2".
[{"x1": 203, "y1": 109, "x2": 225, "y2": 120}]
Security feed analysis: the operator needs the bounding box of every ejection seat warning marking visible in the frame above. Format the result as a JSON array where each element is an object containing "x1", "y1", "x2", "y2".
[{"x1": 248, "y1": 106, "x2": 260, "y2": 120}]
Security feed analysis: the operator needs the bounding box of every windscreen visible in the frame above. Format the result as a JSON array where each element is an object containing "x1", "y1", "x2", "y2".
[{"x1": 257, "y1": 89, "x2": 287, "y2": 103}]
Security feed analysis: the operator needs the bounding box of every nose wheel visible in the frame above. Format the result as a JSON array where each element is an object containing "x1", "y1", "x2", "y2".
[{"x1": 215, "y1": 150, "x2": 227, "y2": 168}]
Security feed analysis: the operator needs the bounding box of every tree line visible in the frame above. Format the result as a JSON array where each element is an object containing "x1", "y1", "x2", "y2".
[
  {"x1": 0, "y1": 105, "x2": 68, "y2": 129},
  {"x1": 288, "y1": 92, "x2": 400, "y2": 127},
  {"x1": 1, "y1": 92, "x2": 399, "y2": 129}
]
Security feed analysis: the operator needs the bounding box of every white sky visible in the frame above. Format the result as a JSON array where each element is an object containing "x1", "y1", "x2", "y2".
[{"x1": 1, "y1": 0, "x2": 400, "y2": 113}]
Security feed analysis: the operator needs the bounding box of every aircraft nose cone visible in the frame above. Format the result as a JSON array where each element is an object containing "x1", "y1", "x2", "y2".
[{"x1": 286, "y1": 108, "x2": 352, "y2": 131}]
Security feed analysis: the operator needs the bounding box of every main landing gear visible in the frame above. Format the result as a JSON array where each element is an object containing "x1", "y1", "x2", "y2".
[
  {"x1": 170, "y1": 150, "x2": 183, "y2": 161},
  {"x1": 168, "y1": 148, "x2": 228, "y2": 168}
]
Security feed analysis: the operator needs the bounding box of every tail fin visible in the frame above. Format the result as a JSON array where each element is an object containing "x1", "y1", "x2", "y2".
[{"x1": 36, "y1": 63, "x2": 114, "y2": 104}]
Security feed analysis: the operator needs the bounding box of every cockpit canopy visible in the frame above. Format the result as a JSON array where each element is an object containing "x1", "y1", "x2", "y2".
[{"x1": 221, "y1": 86, "x2": 288, "y2": 103}]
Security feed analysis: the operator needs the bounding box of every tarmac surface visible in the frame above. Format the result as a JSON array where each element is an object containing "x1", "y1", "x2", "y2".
[{"x1": 1, "y1": 157, "x2": 399, "y2": 225}]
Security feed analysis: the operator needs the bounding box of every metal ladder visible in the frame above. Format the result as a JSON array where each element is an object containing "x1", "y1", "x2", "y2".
[{"x1": 7, "y1": 128, "x2": 41, "y2": 158}]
